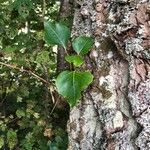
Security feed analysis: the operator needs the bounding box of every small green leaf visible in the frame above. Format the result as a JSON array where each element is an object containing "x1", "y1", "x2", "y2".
[
  {"x1": 72, "y1": 36, "x2": 94, "y2": 55},
  {"x1": 16, "y1": 109, "x2": 25, "y2": 118},
  {"x1": 7, "y1": 129, "x2": 17, "y2": 150},
  {"x1": 36, "y1": 51, "x2": 50, "y2": 64},
  {"x1": 18, "y1": 5, "x2": 29, "y2": 18},
  {"x1": 44, "y1": 21, "x2": 70, "y2": 49},
  {"x1": 56, "y1": 71, "x2": 93, "y2": 107},
  {"x1": 0, "y1": 137, "x2": 4, "y2": 149},
  {"x1": 4, "y1": 46, "x2": 17, "y2": 53},
  {"x1": 65, "y1": 55, "x2": 84, "y2": 67}
]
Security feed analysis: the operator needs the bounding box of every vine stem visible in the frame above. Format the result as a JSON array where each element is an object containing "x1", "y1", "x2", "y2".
[
  {"x1": 50, "y1": 97, "x2": 59, "y2": 115},
  {"x1": 0, "y1": 61, "x2": 51, "y2": 85},
  {"x1": 64, "y1": 46, "x2": 69, "y2": 55}
]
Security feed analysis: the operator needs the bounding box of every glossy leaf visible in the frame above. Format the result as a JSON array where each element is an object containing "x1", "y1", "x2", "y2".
[
  {"x1": 65, "y1": 55, "x2": 84, "y2": 67},
  {"x1": 56, "y1": 71, "x2": 93, "y2": 107},
  {"x1": 44, "y1": 21, "x2": 70, "y2": 49},
  {"x1": 72, "y1": 36, "x2": 94, "y2": 55}
]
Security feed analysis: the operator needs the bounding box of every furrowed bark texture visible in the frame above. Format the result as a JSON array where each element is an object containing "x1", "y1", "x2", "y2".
[{"x1": 67, "y1": 0, "x2": 150, "y2": 149}]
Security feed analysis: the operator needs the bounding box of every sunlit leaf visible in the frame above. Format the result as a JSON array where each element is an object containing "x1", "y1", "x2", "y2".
[
  {"x1": 65, "y1": 55, "x2": 84, "y2": 67},
  {"x1": 44, "y1": 21, "x2": 70, "y2": 49},
  {"x1": 16, "y1": 109, "x2": 25, "y2": 118}
]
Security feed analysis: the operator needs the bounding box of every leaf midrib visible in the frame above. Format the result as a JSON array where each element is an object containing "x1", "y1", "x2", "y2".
[
  {"x1": 48, "y1": 23, "x2": 66, "y2": 49},
  {"x1": 78, "y1": 38, "x2": 89, "y2": 54},
  {"x1": 64, "y1": 71, "x2": 76, "y2": 102}
]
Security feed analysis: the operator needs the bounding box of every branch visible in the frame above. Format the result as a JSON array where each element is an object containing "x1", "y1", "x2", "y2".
[{"x1": 0, "y1": 61, "x2": 50, "y2": 85}]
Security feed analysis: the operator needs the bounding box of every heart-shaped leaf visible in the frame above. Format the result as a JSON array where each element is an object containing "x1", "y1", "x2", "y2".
[
  {"x1": 44, "y1": 21, "x2": 70, "y2": 49},
  {"x1": 65, "y1": 55, "x2": 84, "y2": 67},
  {"x1": 56, "y1": 71, "x2": 93, "y2": 107},
  {"x1": 72, "y1": 36, "x2": 94, "y2": 55}
]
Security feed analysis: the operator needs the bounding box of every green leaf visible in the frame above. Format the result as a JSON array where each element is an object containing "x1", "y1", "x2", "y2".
[
  {"x1": 16, "y1": 109, "x2": 25, "y2": 118},
  {"x1": 72, "y1": 36, "x2": 94, "y2": 55},
  {"x1": 4, "y1": 46, "x2": 17, "y2": 53},
  {"x1": 56, "y1": 71, "x2": 93, "y2": 107},
  {"x1": 36, "y1": 51, "x2": 50, "y2": 64},
  {"x1": 20, "y1": 132, "x2": 35, "y2": 150},
  {"x1": 7, "y1": 129, "x2": 17, "y2": 150},
  {"x1": 12, "y1": 0, "x2": 33, "y2": 18},
  {"x1": 44, "y1": 21, "x2": 70, "y2": 49},
  {"x1": 65, "y1": 55, "x2": 84, "y2": 67},
  {"x1": 18, "y1": 5, "x2": 29, "y2": 18},
  {"x1": 0, "y1": 137, "x2": 4, "y2": 149}
]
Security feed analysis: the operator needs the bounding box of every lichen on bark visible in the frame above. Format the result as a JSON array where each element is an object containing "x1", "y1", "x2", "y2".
[{"x1": 67, "y1": 0, "x2": 150, "y2": 149}]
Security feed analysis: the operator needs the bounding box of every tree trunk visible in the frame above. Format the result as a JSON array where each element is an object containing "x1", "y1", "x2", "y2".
[{"x1": 67, "y1": 0, "x2": 150, "y2": 149}]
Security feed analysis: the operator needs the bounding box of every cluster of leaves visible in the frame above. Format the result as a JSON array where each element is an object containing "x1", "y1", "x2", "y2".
[
  {"x1": 0, "y1": 0, "x2": 69, "y2": 149},
  {"x1": 44, "y1": 21, "x2": 94, "y2": 107}
]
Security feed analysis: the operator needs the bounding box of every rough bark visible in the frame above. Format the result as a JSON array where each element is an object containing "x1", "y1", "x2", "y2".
[{"x1": 67, "y1": 0, "x2": 150, "y2": 149}]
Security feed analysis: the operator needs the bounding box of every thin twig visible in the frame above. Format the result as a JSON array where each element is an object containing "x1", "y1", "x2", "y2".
[
  {"x1": 0, "y1": 61, "x2": 58, "y2": 114},
  {"x1": 49, "y1": 89, "x2": 55, "y2": 104},
  {"x1": 0, "y1": 61, "x2": 50, "y2": 85},
  {"x1": 50, "y1": 98, "x2": 59, "y2": 115}
]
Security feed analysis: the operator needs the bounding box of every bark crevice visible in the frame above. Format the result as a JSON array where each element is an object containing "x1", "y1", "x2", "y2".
[{"x1": 68, "y1": 0, "x2": 150, "y2": 149}]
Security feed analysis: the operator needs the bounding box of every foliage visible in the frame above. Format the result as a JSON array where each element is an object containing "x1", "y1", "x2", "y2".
[
  {"x1": 44, "y1": 21, "x2": 71, "y2": 49},
  {"x1": 0, "y1": 0, "x2": 68, "y2": 149},
  {"x1": 44, "y1": 21, "x2": 94, "y2": 107},
  {"x1": 65, "y1": 55, "x2": 84, "y2": 67},
  {"x1": 56, "y1": 71, "x2": 93, "y2": 107},
  {"x1": 72, "y1": 36, "x2": 94, "y2": 55},
  {"x1": 0, "y1": 0, "x2": 94, "y2": 149}
]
